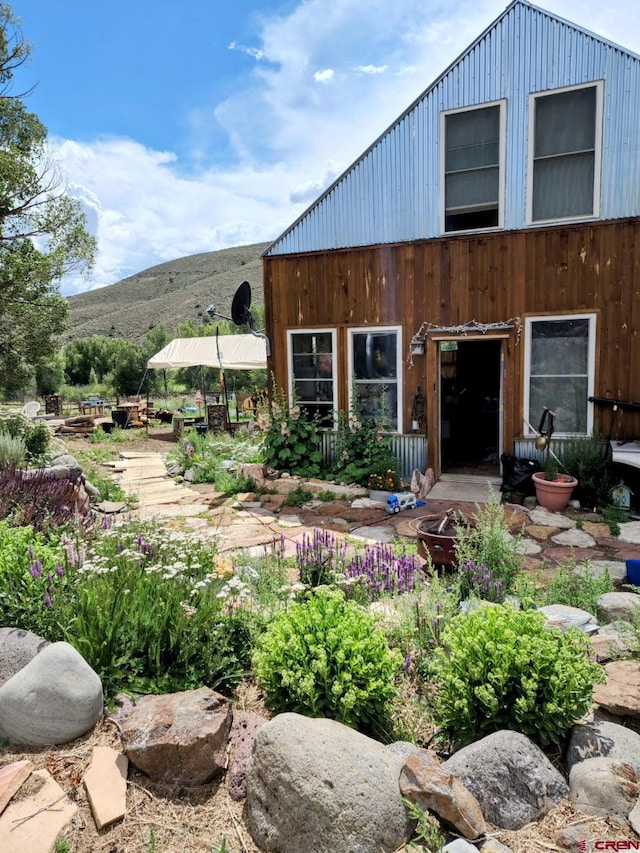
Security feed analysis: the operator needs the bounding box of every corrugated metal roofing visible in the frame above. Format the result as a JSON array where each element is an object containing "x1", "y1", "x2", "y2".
[{"x1": 264, "y1": 0, "x2": 640, "y2": 257}]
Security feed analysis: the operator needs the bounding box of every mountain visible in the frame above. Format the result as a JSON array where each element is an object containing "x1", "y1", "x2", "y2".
[{"x1": 64, "y1": 242, "x2": 270, "y2": 342}]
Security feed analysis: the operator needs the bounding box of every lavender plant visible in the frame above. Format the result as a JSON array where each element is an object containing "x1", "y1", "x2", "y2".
[
  {"x1": 342, "y1": 541, "x2": 425, "y2": 602},
  {"x1": 295, "y1": 527, "x2": 349, "y2": 587}
]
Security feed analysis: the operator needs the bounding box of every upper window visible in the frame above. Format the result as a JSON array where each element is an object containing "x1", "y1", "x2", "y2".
[
  {"x1": 348, "y1": 327, "x2": 402, "y2": 431},
  {"x1": 288, "y1": 330, "x2": 336, "y2": 428},
  {"x1": 529, "y1": 83, "x2": 602, "y2": 223},
  {"x1": 524, "y1": 314, "x2": 596, "y2": 436},
  {"x1": 443, "y1": 102, "x2": 504, "y2": 233}
]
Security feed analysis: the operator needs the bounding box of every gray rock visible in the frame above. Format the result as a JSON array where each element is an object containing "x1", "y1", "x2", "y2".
[
  {"x1": 528, "y1": 509, "x2": 576, "y2": 529},
  {"x1": 49, "y1": 451, "x2": 82, "y2": 477},
  {"x1": 539, "y1": 604, "x2": 599, "y2": 633},
  {"x1": 567, "y1": 720, "x2": 640, "y2": 776},
  {"x1": 246, "y1": 713, "x2": 414, "y2": 853},
  {"x1": 618, "y1": 521, "x2": 640, "y2": 545},
  {"x1": 480, "y1": 841, "x2": 513, "y2": 853},
  {"x1": 0, "y1": 641, "x2": 103, "y2": 745},
  {"x1": 442, "y1": 841, "x2": 478, "y2": 852},
  {"x1": 550, "y1": 528, "x2": 596, "y2": 547},
  {"x1": 589, "y1": 621, "x2": 636, "y2": 662},
  {"x1": 443, "y1": 731, "x2": 568, "y2": 830},
  {"x1": 596, "y1": 591, "x2": 640, "y2": 624},
  {"x1": 0, "y1": 627, "x2": 49, "y2": 688},
  {"x1": 121, "y1": 687, "x2": 232, "y2": 786},
  {"x1": 569, "y1": 757, "x2": 639, "y2": 819},
  {"x1": 587, "y1": 560, "x2": 628, "y2": 585},
  {"x1": 350, "y1": 525, "x2": 396, "y2": 543}
]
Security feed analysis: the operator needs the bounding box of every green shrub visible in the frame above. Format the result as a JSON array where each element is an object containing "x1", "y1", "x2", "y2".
[
  {"x1": 542, "y1": 559, "x2": 614, "y2": 616},
  {"x1": 0, "y1": 522, "x2": 68, "y2": 639},
  {"x1": 0, "y1": 430, "x2": 26, "y2": 467},
  {"x1": 559, "y1": 432, "x2": 614, "y2": 509},
  {"x1": 283, "y1": 484, "x2": 314, "y2": 507},
  {"x1": 252, "y1": 589, "x2": 401, "y2": 736},
  {"x1": 0, "y1": 412, "x2": 51, "y2": 463},
  {"x1": 453, "y1": 495, "x2": 523, "y2": 597},
  {"x1": 257, "y1": 385, "x2": 324, "y2": 478},
  {"x1": 430, "y1": 604, "x2": 604, "y2": 747}
]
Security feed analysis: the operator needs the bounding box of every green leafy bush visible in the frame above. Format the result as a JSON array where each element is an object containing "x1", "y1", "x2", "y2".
[
  {"x1": 431, "y1": 604, "x2": 604, "y2": 747},
  {"x1": 542, "y1": 559, "x2": 614, "y2": 616},
  {"x1": 252, "y1": 589, "x2": 401, "y2": 736},
  {"x1": 559, "y1": 432, "x2": 614, "y2": 509},
  {"x1": 0, "y1": 522, "x2": 68, "y2": 639},
  {"x1": 0, "y1": 412, "x2": 51, "y2": 463},
  {"x1": 258, "y1": 387, "x2": 325, "y2": 478}
]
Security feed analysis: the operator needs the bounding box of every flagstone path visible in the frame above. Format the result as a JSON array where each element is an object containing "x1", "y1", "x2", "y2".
[{"x1": 103, "y1": 452, "x2": 640, "y2": 577}]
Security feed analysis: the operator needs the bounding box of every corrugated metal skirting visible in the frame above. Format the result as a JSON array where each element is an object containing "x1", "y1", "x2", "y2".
[{"x1": 321, "y1": 432, "x2": 427, "y2": 480}]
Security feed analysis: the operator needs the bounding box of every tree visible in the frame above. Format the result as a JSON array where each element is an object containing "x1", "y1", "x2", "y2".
[{"x1": 0, "y1": 5, "x2": 95, "y2": 395}]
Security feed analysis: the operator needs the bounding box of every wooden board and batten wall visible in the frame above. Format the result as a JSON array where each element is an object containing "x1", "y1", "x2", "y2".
[{"x1": 263, "y1": 217, "x2": 640, "y2": 467}]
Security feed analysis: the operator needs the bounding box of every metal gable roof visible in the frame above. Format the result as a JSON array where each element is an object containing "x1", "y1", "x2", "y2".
[{"x1": 263, "y1": 0, "x2": 640, "y2": 258}]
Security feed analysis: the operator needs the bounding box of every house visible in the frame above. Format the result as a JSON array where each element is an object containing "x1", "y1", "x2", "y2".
[{"x1": 261, "y1": 0, "x2": 640, "y2": 481}]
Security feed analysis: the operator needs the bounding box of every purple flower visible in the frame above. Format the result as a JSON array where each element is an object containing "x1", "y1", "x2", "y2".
[
  {"x1": 29, "y1": 559, "x2": 43, "y2": 579},
  {"x1": 44, "y1": 593, "x2": 52, "y2": 608},
  {"x1": 55, "y1": 563, "x2": 64, "y2": 578}
]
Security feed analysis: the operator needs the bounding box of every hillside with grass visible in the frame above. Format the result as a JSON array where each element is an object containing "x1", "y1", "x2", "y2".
[{"x1": 65, "y1": 242, "x2": 270, "y2": 343}]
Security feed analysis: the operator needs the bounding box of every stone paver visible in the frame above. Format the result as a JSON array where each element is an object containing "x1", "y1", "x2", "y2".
[
  {"x1": 551, "y1": 529, "x2": 596, "y2": 548},
  {"x1": 0, "y1": 769, "x2": 78, "y2": 853}
]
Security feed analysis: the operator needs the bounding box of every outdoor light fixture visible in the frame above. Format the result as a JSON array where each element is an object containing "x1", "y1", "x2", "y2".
[{"x1": 410, "y1": 335, "x2": 425, "y2": 356}]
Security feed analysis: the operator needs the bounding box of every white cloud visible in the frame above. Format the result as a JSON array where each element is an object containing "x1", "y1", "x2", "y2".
[
  {"x1": 313, "y1": 68, "x2": 335, "y2": 82},
  {"x1": 53, "y1": 0, "x2": 640, "y2": 295},
  {"x1": 357, "y1": 64, "x2": 387, "y2": 74}
]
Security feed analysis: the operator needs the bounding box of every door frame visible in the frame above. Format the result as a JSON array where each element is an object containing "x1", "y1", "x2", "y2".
[{"x1": 428, "y1": 333, "x2": 508, "y2": 477}]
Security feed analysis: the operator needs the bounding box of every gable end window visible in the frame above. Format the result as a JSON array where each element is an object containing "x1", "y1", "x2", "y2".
[
  {"x1": 444, "y1": 104, "x2": 502, "y2": 233},
  {"x1": 530, "y1": 84, "x2": 602, "y2": 223}
]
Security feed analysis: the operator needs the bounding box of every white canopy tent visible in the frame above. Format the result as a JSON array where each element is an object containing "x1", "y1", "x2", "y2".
[{"x1": 147, "y1": 334, "x2": 268, "y2": 371}]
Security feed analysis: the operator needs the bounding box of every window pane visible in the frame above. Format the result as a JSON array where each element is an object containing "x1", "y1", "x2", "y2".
[
  {"x1": 355, "y1": 382, "x2": 398, "y2": 431},
  {"x1": 535, "y1": 88, "x2": 596, "y2": 157},
  {"x1": 446, "y1": 167, "x2": 499, "y2": 209},
  {"x1": 529, "y1": 376, "x2": 588, "y2": 433},
  {"x1": 531, "y1": 319, "x2": 589, "y2": 374},
  {"x1": 446, "y1": 107, "x2": 500, "y2": 170},
  {"x1": 353, "y1": 332, "x2": 397, "y2": 380},
  {"x1": 532, "y1": 153, "x2": 594, "y2": 220}
]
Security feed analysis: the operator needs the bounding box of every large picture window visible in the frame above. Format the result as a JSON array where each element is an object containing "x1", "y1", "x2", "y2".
[
  {"x1": 529, "y1": 83, "x2": 602, "y2": 223},
  {"x1": 288, "y1": 330, "x2": 336, "y2": 427},
  {"x1": 443, "y1": 102, "x2": 503, "y2": 233},
  {"x1": 524, "y1": 315, "x2": 596, "y2": 435},
  {"x1": 348, "y1": 327, "x2": 401, "y2": 431}
]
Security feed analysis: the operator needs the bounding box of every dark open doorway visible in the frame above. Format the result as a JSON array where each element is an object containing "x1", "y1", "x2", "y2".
[{"x1": 440, "y1": 339, "x2": 502, "y2": 476}]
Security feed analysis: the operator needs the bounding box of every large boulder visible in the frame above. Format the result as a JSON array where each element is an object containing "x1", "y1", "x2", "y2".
[
  {"x1": 567, "y1": 720, "x2": 640, "y2": 776},
  {"x1": 245, "y1": 713, "x2": 414, "y2": 853},
  {"x1": 227, "y1": 711, "x2": 268, "y2": 802},
  {"x1": 120, "y1": 687, "x2": 232, "y2": 786},
  {"x1": 593, "y1": 660, "x2": 640, "y2": 717},
  {"x1": 596, "y1": 591, "x2": 640, "y2": 625},
  {"x1": 569, "y1": 757, "x2": 639, "y2": 820},
  {"x1": 443, "y1": 731, "x2": 568, "y2": 830},
  {"x1": 0, "y1": 641, "x2": 103, "y2": 745},
  {"x1": 0, "y1": 627, "x2": 49, "y2": 687}
]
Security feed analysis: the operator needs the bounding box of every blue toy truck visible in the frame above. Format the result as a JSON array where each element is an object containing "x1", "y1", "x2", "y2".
[{"x1": 385, "y1": 492, "x2": 417, "y2": 514}]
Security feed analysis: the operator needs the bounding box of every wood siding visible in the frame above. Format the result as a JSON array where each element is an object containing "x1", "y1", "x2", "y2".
[{"x1": 263, "y1": 218, "x2": 640, "y2": 454}]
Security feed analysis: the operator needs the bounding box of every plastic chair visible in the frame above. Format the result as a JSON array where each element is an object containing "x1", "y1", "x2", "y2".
[{"x1": 22, "y1": 401, "x2": 41, "y2": 419}]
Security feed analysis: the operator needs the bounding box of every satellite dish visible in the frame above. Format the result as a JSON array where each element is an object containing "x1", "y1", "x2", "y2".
[{"x1": 231, "y1": 281, "x2": 253, "y2": 327}]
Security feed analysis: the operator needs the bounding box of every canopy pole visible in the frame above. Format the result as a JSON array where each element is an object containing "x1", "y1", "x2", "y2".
[{"x1": 216, "y1": 327, "x2": 231, "y2": 431}]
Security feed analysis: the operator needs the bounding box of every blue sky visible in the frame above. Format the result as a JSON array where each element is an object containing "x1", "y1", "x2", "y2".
[{"x1": 10, "y1": 0, "x2": 640, "y2": 295}]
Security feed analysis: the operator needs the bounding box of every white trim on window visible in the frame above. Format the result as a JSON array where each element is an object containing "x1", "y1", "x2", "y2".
[
  {"x1": 287, "y1": 328, "x2": 338, "y2": 426},
  {"x1": 347, "y1": 326, "x2": 403, "y2": 432},
  {"x1": 523, "y1": 313, "x2": 596, "y2": 437},
  {"x1": 526, "y1": 81, "x2": 603, "y2": 225},
  {"x1": 440, "y1": 99, "x2": 506, "y2": 235}
]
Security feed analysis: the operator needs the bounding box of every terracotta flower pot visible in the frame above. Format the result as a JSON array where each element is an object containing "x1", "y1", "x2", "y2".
[{"x1": 532, "y1": 471, "x2": 577, "y2": 512}]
